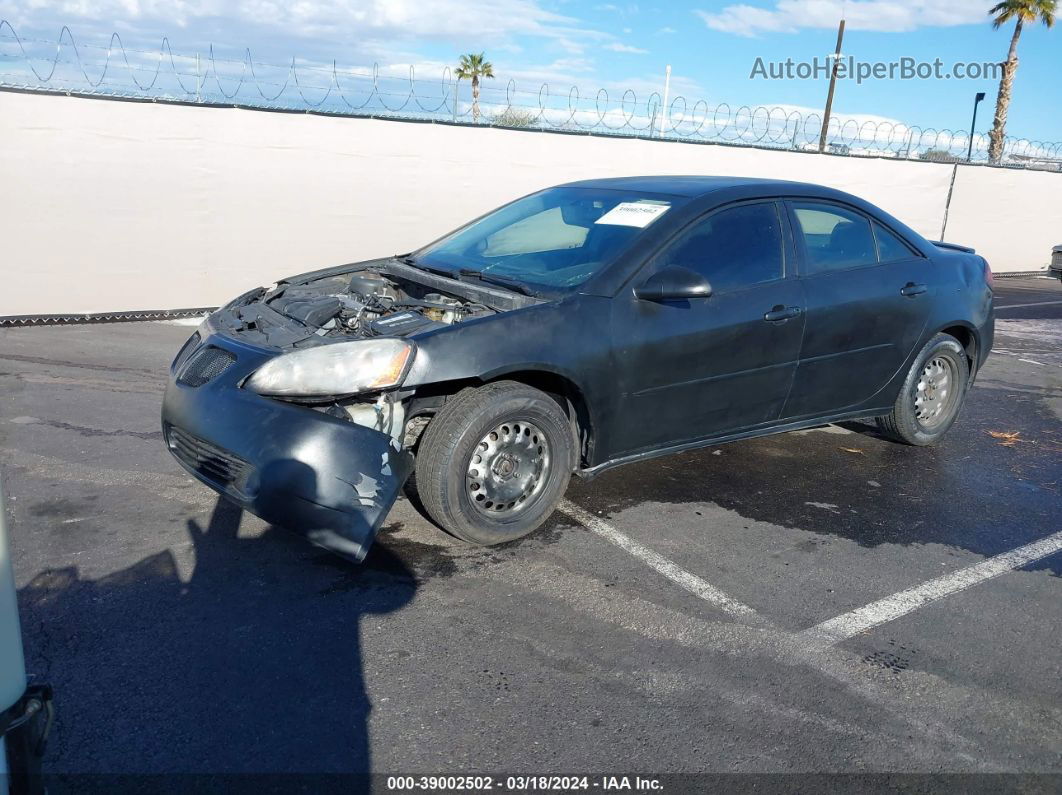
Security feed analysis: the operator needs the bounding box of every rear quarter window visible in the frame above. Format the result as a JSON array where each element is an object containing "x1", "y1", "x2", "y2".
[{"x1": 874, "y1": 222, "x2": 920, "y2": 262}]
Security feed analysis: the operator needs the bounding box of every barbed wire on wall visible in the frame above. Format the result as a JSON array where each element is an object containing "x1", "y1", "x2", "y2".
[{"x1": 2, "y1": 21, "x2": 1060, "y2": 171}]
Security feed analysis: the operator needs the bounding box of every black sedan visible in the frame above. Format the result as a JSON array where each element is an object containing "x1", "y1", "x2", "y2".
[{"x1": 162, "y1": 176, "x2": 994, "y2": 561}]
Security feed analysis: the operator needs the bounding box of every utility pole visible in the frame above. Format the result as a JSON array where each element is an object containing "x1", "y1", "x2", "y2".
[
  {"x1": 818, "y1": 18, "x2": 845, "y2": 153},
  {"x1": 966, "y1": 92, "x2": 986, "y2": 162},
  {"x1": 657, "y1": 64, "x2": 672, "y2": 138}
]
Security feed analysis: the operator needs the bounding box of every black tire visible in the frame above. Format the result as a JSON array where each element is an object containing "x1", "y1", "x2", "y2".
[
  {"x1": 877, "y1": 333, "x2": 970, "y2": 446},
  {"x1": 415, "y1": 381, "x2": 573, "y2": 546}
]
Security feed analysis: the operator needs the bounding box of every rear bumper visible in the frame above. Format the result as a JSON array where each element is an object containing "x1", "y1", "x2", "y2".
[{"x1": 161, "y1": 327, "x2": 411, "y2": 562}]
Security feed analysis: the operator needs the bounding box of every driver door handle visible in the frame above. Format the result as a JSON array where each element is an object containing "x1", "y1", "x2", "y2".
[
  {"x1": 763, "y1": 305, "x2": 802, "y2": 322},
  {"x1": 900, "y1": 282, "x2": 927, "y2": 297}
]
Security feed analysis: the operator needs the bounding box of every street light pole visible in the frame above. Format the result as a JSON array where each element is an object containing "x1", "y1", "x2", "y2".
[
  {"x1": 966, "y1": 92, "x2": 986, "y2": 162},
  {"x1": 818, "y1": 18, "x2": 845, "y2": 153}
]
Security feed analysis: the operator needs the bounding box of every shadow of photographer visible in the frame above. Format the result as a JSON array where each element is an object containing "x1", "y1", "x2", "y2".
[{"x1": 18, "y1": 460, "x2": 416, "y2": 782}]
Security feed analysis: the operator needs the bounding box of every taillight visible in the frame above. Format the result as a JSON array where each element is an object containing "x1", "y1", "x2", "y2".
[{"x1": 982, "y1": 258, "x2": 993, "y2": 289}]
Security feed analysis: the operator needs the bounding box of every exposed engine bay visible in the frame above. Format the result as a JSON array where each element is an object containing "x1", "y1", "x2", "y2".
[
  {"x1": 204, "y1": 260, "x2": 542, "y2": 446},
  {"x1": 210, "y1": 261, "x2": 531, "y2": 350},
  {"x1": 270, "y1": 270, "x2": 490, "y2": 338}
]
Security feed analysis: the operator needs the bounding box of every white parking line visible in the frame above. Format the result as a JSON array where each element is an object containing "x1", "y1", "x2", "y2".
[
  {"x1": 802, "y1": 530, "x2": 1062, "y2": 648},
  {"x1": 558, "y1": 500, "x2": 758, "y2": 619},
  {"x1": 994, "y1": 300, "x2": 1062, "y2": 310}
]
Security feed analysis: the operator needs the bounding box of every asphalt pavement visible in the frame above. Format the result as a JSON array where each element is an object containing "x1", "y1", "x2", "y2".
[{"x1": 0, "y1": 277, "x2": 1059, "y2": 790}]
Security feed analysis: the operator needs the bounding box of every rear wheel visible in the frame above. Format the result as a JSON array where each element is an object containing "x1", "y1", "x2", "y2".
[
  {"x1": 877, "y1": 333, "x2": 969, "y2": 446},
  {"x1": 415, "y1": 381, "x2": 573, "y2": 545}
]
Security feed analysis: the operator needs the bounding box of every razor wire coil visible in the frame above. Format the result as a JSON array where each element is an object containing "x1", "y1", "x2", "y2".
[{"x1": 2, "y1": 21, "x2": 1059, "y2": 170}]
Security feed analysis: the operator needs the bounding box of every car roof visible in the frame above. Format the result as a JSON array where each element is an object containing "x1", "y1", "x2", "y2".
[{"x1": 557, "y1": 175, "x2": 846, "y2": 199}]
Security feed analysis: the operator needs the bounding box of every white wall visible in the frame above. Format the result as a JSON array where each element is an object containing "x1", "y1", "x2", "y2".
[
  {"x1": 1, "y1": 90, "x2": 1057, "y2": 316},
  {"x1": 945, "y1": 165, "x2": 1062, "y2": 273}
]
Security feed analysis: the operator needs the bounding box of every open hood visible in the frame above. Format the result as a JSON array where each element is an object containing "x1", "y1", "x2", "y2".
[{"x1": 209, "y1": 260, "x2": 539, "y2": 350}]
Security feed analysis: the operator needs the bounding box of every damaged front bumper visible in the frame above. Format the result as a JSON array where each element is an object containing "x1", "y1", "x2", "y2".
[{"x1": 161, "y1": 327, "x2": 412, "y2": 562}]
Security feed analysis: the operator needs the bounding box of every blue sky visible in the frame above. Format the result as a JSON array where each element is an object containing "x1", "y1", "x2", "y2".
[{"x1": 2, "y1": 0, "x2": 1060, "y2": 141}]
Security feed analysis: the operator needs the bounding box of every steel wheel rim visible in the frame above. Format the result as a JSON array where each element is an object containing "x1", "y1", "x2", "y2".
[
  {"x1": 466, "y1": 420, "x2": 551, "y2": 518},
  {"x1": 914, "y1": 355, "x2": 958, "y2": 429}
]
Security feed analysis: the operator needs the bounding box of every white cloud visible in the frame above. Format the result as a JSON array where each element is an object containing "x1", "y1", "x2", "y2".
[
  {"x1": 10, "y1": 0, "x2": 630, "y2": 96},
  {"x1": 657, "y1": 26, "x2": 678, "y2": 34},
  {"x1": 593, "y1": 3, "x2": 640, "y2": 17},
  {"x1": 695, "y1": 0, "x2": 988, "y2": 37},
  {"x1": 617, "y1": 72, "x2": 702, "y2": 99},
  {"x1": 19, "y1": 0, "x2": 609, "y2": 47},
  {"x1": 554, "y1": 36, "x2": 589, "y2": 55},
  {"x1": 498, "y1": 57, "x2": 597, "y2": 88},
  {"x1": 468, "y1": 63, "x2": 701, "y2": 118},
  {"x1": 755, "y1": 103, "x2": 908, "y2": 129},
  {"x1": 603, "y1": 42, "x2": 649, "y2": 54},
  {"x1": 11, "y1": 0, "x2": 695, "y2": 116}
]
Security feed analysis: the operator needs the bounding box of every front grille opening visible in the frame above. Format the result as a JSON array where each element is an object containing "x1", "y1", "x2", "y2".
[
  {"x1": 178, "y1": 345, "x2": 236, "y2": 387},
  {"x1": 166, "y1": 425, "x2": 251, "y2": 493}
]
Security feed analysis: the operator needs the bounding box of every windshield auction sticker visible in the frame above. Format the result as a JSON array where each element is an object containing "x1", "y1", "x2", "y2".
[{"x1": 594, "y1": 201, "x2": 670, "y2": 228}]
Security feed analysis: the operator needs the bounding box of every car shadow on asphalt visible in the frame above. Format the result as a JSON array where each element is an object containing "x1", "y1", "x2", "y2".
[
  {"x1": 17, "y1": 493, "x2": 416, "y2": 787},
  {"x1": 562, "y1": 396, "x2": 1061, "y2": 569}
]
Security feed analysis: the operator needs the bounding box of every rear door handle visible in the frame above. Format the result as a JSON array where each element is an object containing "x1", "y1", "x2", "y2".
[
  {"x1": 763, "y1": 305, "x2": 802, "y2": 322},
  {"x1": 900, "y1": 282, "x2": 927, "y2": 297}
]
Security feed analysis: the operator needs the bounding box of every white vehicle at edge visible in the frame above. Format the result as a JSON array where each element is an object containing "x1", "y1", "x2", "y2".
[{"x1": 0, "y1": 475, "x2": 52, "y2": 795}]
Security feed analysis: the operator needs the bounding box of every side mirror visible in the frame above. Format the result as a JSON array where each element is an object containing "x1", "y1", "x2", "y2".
[{"x1": 634, "y1": 266, "x2": 713, "y2": 302}]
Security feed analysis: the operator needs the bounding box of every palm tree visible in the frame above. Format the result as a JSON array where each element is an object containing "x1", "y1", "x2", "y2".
[
  {"x1": 986, "y1": 0, "x2": 1056, "y2": 163},
  {"x1": 455, "y1": 52, "x2": 495, "y2": 123}
]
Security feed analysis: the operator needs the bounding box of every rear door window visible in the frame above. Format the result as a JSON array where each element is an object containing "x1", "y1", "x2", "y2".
[{"x1": 791, "y1": 202, "x2": 877, "y2": 274}]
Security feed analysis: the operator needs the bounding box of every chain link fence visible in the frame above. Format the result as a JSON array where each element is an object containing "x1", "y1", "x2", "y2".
[{"x1": 2, "y1": 21, "x2": 1060, "y2": 171}]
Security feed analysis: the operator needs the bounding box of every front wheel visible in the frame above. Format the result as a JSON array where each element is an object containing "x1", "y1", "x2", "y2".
[
  {"x1": 877, "y1": 333, "x2": 970, "y2": 446},
  {"x1": 414, "y1": 381, "x2": 574, "y2": 546}
]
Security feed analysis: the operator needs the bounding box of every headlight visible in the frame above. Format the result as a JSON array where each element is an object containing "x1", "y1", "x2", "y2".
[{"x1": 245, "y1": 339, "x2": 414, "y2": 398}]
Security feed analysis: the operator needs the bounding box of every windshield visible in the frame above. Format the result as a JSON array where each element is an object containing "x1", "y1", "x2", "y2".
[{"x1": 414, "y1": 187, "x2": 685, "y2": 294}]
